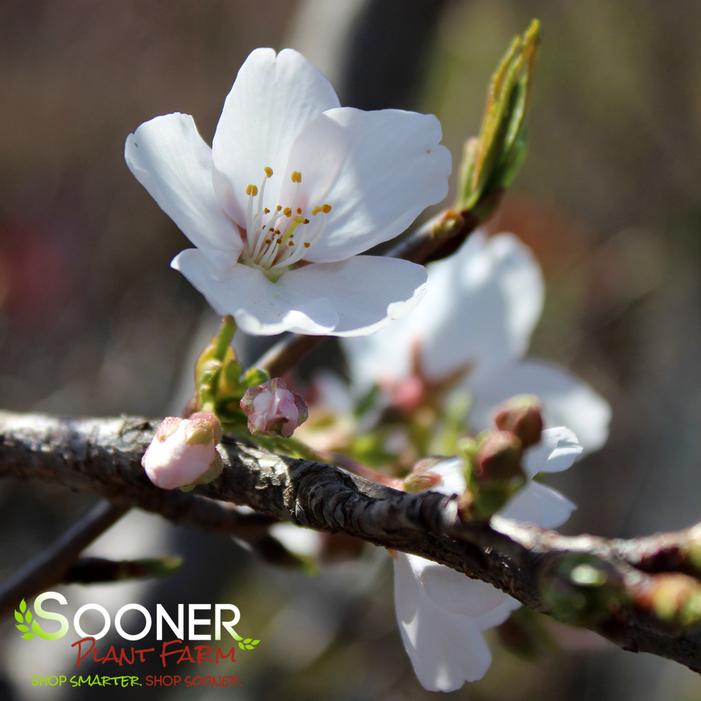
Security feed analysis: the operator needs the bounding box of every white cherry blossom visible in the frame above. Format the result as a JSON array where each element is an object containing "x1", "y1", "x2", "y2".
[
  {"x1": 394, "y1": 427, "x2": 583, "y2": 692},
  {"x1": 342, "y1": 230, "x2": 611, "y2": 450},
  {"x1": 126, "y1": 48, "x2": 451, "y2": 336}
]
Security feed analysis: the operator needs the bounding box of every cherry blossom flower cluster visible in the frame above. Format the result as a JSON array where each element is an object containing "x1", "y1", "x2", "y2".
[{"x1": 132, "y1": 48, "x2": 610, "y2": 692}]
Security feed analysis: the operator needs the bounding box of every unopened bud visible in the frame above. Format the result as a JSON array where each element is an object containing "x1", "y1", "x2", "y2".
[
  {"x1": 638, "y1": 574, "x2": 701, "y2": 630},
  {"x1": 459, "y1": 481, "x2": 522, "y2": 521},
  {"x1": 457, "y1": 433, "x2": 525, "y2": 521},
  {"x1": 475, "y1": 430, "x2": 523, "y2": 482},
  {"x1": 494, "y1": 395, "x2": 544, "y2": 448},
  {"x1": 540, "y1": 554, "x2": 628, "y2": 626},
  {"x1": 403, "y1": 471, "x2": 443, "y2": 494},
  {"x1": 184, "y1": 411, "x2": 223, "y2": 445},
  {"x1": 684, "y1": 527, "x2": 701, "y2": 575},
  {"x1": 240, "y1": 378, "x2": 308, "y2": 438},
  {"x1": 142, "y1": 412, "x2": 223, "y2": 490},
  {"x1": 389, "y1": 375, "x2": 426, "y2": 413}
]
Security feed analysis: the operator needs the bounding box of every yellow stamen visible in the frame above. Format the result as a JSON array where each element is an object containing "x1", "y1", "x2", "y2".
[
  {"x1": 264, "y1": 166, "x2": 273, "y2": 178},
  {"x1": 284, "y1": 207, "x2": 292, "y2": 217},
  {"x1": 245, "y1": 184, "x2": 258, "y2": 196},
  {"x1": 291, "y1": 171, "x2": 302, "y2": 183}
]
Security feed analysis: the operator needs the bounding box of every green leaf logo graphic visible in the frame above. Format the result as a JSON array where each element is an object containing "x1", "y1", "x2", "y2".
[
  {"x1": 14, "y1": 599, "x2": 36, "y2": 640},
  {"x1": 230, "y1": 628, "x2": 262, "y2": 652},
  {"x1": 238, "y1": 637, "x2": 261, "y2": 651}
]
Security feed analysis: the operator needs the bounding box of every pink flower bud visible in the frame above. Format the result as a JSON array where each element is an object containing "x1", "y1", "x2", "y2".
[
  {"x1": 142, "y1": 411, "x2": 223, "y2": 490},
  {"x1": 240, "y1": 378, "x2": 308, "y2": 438},
  {"x1": 389, "y1": 375, "x2": 426, "y2": 413}
]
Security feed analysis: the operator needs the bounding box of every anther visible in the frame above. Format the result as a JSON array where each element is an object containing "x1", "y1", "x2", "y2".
[
  {"x1": 245, "y1": 184, "x2": 258, "y2": 196},
  {"x1": 264, "y1": 166, "x2": 273, "y2": 178},
  {"x1": 291, "y1": 171, "x2": 302, "y2": 183}
]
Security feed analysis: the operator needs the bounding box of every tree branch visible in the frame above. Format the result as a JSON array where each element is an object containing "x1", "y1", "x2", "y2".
[{"x1": 1, "y1": 409, "x2": 700, "y2": 672}]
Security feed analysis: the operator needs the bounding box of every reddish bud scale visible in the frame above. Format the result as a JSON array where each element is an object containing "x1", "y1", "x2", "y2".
[
  {"x1": 636, "y1": 574, "x2": 701, "y2": 629},
  {"x1": 475, "y1": 430, "x2": 524, "y2": 482},
  {"x1": 493, "y1": 395, "x2": 544, "y2": 448}
]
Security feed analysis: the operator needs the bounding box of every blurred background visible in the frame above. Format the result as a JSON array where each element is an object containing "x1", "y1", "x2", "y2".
[{"x1": 1, "y1": 1, "x2": 701, "y2": 699}]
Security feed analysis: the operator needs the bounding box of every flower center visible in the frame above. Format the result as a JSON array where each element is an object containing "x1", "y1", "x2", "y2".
[{"x1": 240, "y1": 167, "x2": 332, "y2": 278}]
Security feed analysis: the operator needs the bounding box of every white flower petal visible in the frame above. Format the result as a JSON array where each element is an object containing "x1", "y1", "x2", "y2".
[
  {"x1": 393, "y1": 554, "x2": 493, "y2": 691},
  {"x1": 523, "y1": 426, "x2": 583, "y2": 477},
  {"x1": 469, "y1": 358, "x2": 611, "y2": 452},
  {"x1": 280, "y1": 256, "x2": 427, "y2": 337},
  {"x1": 125, "y1": 113, "x2": 239, "y2": 267},
  {"x1": 497, "y1": 482, "x2": 576, "y2": 529},
  {"x1": 473, "y1": 597, "x2": 521, "y2": 631},
  {"x1": 427, "y1": 457, "x2": 467, "y2": 496},
  {"x1": 406, "y1": 554, "x2": 511, "y2": 617},
  {"x1": 341, "y1": 232, "x2": 543, "y2": 385},
  {"x1": 212, "y1": 48, "x2": 340, "y2": 226},
  {"x1": 282, "y1": 107, "x2": 450, "y2": 262},
  {"x1": 171, "y1": 249, "x2": 338, "y2": 336},
  {"x1": 341, "y1": 314, "x2": 417, "y2": 389},
  {"x1": 418, "y1": 232, "x2": 544, "y2": 379},
  {"x1": 311, "y1": 372, "x2": 355, "y2": 416}
]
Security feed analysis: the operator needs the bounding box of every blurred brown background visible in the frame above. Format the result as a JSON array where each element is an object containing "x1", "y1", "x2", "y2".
[{"x1": 1, "y1": 1, "x2": 701, "y2": 699}]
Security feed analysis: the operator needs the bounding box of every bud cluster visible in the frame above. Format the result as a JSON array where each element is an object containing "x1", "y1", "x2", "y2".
[
  {"x1": 460, "y1": 395, "x2": 544, "y2": 520},
  {"x1": 636, "y1": 573, "x2": 701, "y2": 631}
]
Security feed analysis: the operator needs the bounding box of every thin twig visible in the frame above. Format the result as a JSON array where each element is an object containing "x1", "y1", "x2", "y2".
[
  {"x1": 61, "y1": 556, "x2": 182, "y2": 584},
  {"x1": 0, "y1": 501, "x2": 127, "y2": 616},
  {"x1": 0, "y1": 467, "x2": 276, "y2": 618}
]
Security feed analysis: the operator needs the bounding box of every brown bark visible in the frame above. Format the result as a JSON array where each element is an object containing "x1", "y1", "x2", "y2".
[{"x1": 1, "y1": 409, "x2": 700, "y2": 672}]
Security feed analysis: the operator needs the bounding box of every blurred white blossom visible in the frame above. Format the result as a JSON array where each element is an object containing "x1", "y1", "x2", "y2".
[
  {"x1": 343, "y1": 231, "x2": 611, "y2": 450},
  {"x1": 394, "y1": 428, "x2": 583, "y2": 692}
]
